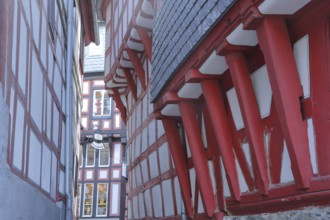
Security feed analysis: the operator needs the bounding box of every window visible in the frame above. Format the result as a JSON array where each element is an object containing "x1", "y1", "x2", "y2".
[
  {"x1": 96, "y1": 183, "x2": 108, "y2": 216},
  {"x1": 76, "y1": 184, "x2": 81, "y2": 217},
  {"x1": 83, "y1": 183, "x2": 94, "y2": 217},
  {"x1": 86, "y1": 145, "x2": 95, "y2": 167},
  {"x1": 99, "y1": 143, "x2": 110, "y2": 167},
  {"x1": 93, "y1": 90, "x2": 111, "y2": 116}
]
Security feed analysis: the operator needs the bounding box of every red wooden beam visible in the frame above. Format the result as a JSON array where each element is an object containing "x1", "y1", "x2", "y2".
[
  {"x1": 201, "y1": 79, "x2": 241, "y2": 201},
  {"x1": 162, "y1": 119, "x2": 193, "y2": 218},
  {"x1": 224, "y1": 51, "x2": 269, "y2": 195},
  {"x1": 179, "y1": 102, "x2": 216, "y2": 216},
  {"x1": 122, "y1": 68, "x2": 137, "y2": 100},
  {"x1": 309, "y1": 19, "x2": 330, "y2": 175},
  {"x1": 112, "y1": 88, "x2": 127, "y2": 123},
  {"x1": 255, "y1": 16, "x2": 312, "y2": 188},
  {"x1": 125, "y1": 47, "x2": 147, "y2": 90},
  {"x1": 268, "y1": 101, "x2": 284, "y2": 184},
  {"x1": 202, "y1": 105, "x2": 226, "y2": 210},
  {"x1": 136, "y1": 27, "x2": 152, "y2": 61}
]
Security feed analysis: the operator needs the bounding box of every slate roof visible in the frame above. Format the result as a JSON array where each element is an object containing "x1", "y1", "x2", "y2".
[
  {"x1": 150, "y1": 0, "x2": 236, "y2": 102},
  {"x1": 84, "y1": 25, "x2": 105, "y2": 73}
]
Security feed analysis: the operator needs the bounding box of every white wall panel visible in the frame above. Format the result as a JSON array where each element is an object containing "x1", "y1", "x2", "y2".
[
  {"x1": 134, "y1": 134, "x2": 141, "y2": 160},
  {"x1": 159, "y1": 143, "x2": 170, "y2": 174},
  {"x1": 189, "y1": 168, "x2": 196, "y2": 203},
  {"x1": 174, "y1": 177, "x2": 182, "y2": 215},
  {"x1": 28, "y1": 131, "x2": 42, "y2": 185},
  {"x1": 227, "y1": 88, "x2": 244, "y2": 130},
  {"x1": 18, "y1": 16, "x2": 28, "y2": 95},
  {"x1": 50, "y1": 152, "x2": 57, "y2": 199},
  {"x1": 53, "y1": 106, "x2": 59, "y2": 148},
  {"x1": 21, "y1": 1, "x2": 31, "y2": 26},
  {"x1": 138, "y1": 193, "x2": 146, "y2": 219},
  {"x1": 11, "y1": 0, "x2": 18, "y2": 73},
  {"x1": 294, "y1": 35, "x2": 310, "y2": 98},
  {"x1": 13, "y1": 100, "x2": 25, "y2": 170},
  {"x1": 220, "y1": 158, "x2": 231, "y2": 197},
  {"x1": 152, "y1": 184, "x2": 163, "y2": 218},
  {"x1": 111, "y1": 183, "x2": 120, "y2": 215},
  {"x1": 141, "y1": 127, "x2": 148, "y2": 153},
  {"x1": 157, "y1": 120, "x2": 165, "y2": 138},
  {"x1": 280, "y1": 141, "x2": 294, "y2": 183},
  {"x1": 307, "y1": 119, "x2": 317, "y2": 174},
  {"x1": 132, "y1": 195, "x2": 139, "y2": 219},
  {"x1": 41, "y1": 145, "x2": 51, "y2": 193},
  {"x1": 31, "y1": 0, "x2": 40, "y2": 48},
  {"x1": 141, "y1": 159, "x2": 149, "y2": 183},
  {"x1": 149, "y1": 151, "x2": 159, "y2": 179},
  {"x1": 31, "y1": 51, "x2": 43, "y2": 130},
  {"x1": 251, "y1": 65, "x2": 272, "y2": 118},
  {"x1": 162, "y1": 179, "x2": 175, "y2": 216},
  {"x1": 144, "y1": 189, "x2": 153, "y2": 217},
  {"x1": 135, "y1": 165, "x2": 143, "y2": 187},
  {"x1": 59, "y1": 170, "x2": 65, "y2": 194},
  {"x1": 149, "y1": 120, "x2": 156, "y2": 145},
  {"x1": 197, "y1": 192, "x2": 205, "y2": 213},
  {"x1": 113, "y1": 143, "x2": 121, "y2": 164}
]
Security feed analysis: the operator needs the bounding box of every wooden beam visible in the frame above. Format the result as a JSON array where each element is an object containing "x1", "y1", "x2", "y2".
[
  {"x1": 136, "y1": 28, "x2": 152, "y2": 61},
  {"x1": 224, "y1": 51, "x2": 269, "y2": 195},
  {"x1": 179, "y1": 102, "x2": 216, "y2": 216},
  {"x1": 255, "y1": 16, "x2": 312, "y2": 188},
  {"x1": 201, "y1": 79, "x2": 241, "y2": 201},
  {"x1": 162, "y1": 119, "x2": 193, "y2": 218},
  {"x1": 126, "y1": 47, "x2": 147, "y2": 90},
  {"x1": 112, "y1": 88, "x2": 127, "y2": 123},
  {"x1": 122, "y1": 68, "x2": 137, "y2": 100}
]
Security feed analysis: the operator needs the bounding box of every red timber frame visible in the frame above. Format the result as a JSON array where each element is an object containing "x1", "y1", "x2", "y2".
[{"x1": 153, "y1": 0, "x2": 330, "y2": 218}]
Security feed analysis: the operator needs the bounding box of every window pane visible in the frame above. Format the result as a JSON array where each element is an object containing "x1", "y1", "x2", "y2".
[
  {"x1": 86, "y1": 145, "x2": 95, "y2": 167},
  {"x1": 83, "y1": 183, "x2": 94, "y2": 217},
  {"x1": 103, "y1": 97, "x2": 111, "y2": 115},
  {"x1": 93, "y1": 91, "x2": 103, "y2": 116},
  {"x1": 97, "y1": 183, "x2": 108, "y2": 216},
  {"x1": 99, "y1": 143, "x2": 110, "y2": 166}
]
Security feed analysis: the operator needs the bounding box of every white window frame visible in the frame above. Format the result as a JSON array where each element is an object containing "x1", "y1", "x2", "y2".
[
  {"x1": 96, "y1": 183, "x2": 108, "y2": 217},
  {"x1": 83, "y1": 183, "x2": 94, "y2": 217},
  {"x1": 85, "y1": 145, "x2": 95, "y2": 167},
  {"x1": 93, "y1": 90, "x2": 112, "y2": 117}
]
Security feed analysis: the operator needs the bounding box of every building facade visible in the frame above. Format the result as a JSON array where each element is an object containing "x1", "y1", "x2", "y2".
[
  {"x1": 102, "y1": 0, "x2": 330, "y2": 219},
  {"x1": 0, "y1": 0, "x2": 96, "y2": 219},
  {"x1": 77, "y1": 24, "x2": 127, "y2": 219},
  {"x1": 78, "y1": 78, "x2": 127, "y2": 220}
]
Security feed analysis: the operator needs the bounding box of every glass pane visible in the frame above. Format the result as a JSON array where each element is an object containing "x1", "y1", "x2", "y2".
[
  {"x1": 86, "y1": 145, "x2": 95, "y2": 167},
  {"x1": 79, "y1": 145, "x2": 83, "y2": 167},
  {"x1": 83, "y1": 183, "x2": 93, "y2": 217},
  {"x1": 99, "y1": 143, "x2": 110, "y2": 166},
  {"x1": 97, "y1": 183, "x2": 108, "y2": 216},
  {"x1": 93, "y1": 91, "x2": 103, "y2": 116}
]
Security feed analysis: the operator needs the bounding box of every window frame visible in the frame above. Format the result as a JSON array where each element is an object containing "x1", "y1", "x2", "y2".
[
  {"x1": 99, "y1": 143, "x2": 110, "y2": 167},
  {"x1": 85, "y1": 145, "x2": 95, "y2": 167},
  {"x1": 92, "y1": 90, "x2": 112, "y2": 117},
  {"x1": 96, "y1": 183, "x2": 108, "y2": 217},
  {"x1": 82, "y1": 183, "x2": 94, "y2": 217}
]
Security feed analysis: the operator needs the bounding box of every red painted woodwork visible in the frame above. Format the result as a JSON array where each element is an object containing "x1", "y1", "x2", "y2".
[
  {"x1": 268, "y1": 100, "x2": 284, "y2": 184},
  {"x1": 112, "y1": 88, "x2": 127, "y2": 123},
  {"x1": 201, "y1": 105, "x2": 226, "y2": 211},
  {"x1": 254, "y1": 16, "x2": 312, "y2": 189},
  {"x1": 201, "y1": 79, "x2": 240, "y2": 201},
  {"x1": 136, "y1": 27, "x2": 152, "y2": 61},
  {"x1": 178, "y1": 101, "x2": 216, "y2": 216},
  {"x1": 224, "y1": 51, "x2": 269, "y2": 195},
  {"x1": 125, "y1": 46, "x2": 147, "y2": 90},
  {"x1": 309, "y1": 19, "x2": 330, "y2": 175},
  {"x1": 122, "y1": 68, "x2": 138, "y2": 100},
  {"x1": 80, "y1": 0, "x2": 96, "y2": 46},
  {"x1": 160, "y1": 119, "x2": 193, "y2": 217}
]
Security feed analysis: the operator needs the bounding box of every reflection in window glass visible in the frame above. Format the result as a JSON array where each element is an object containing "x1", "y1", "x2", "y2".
[
  {"x1": 77, "y1": 184, "x2": 81, "y2": 217},
  {"x1": 99, "y1": 143, "x2": 110, "y2": 167},
  {"x1": 86, "y1": 145, "x2": 95, "y2": 167},
  {"x1": 97, "y1": 183, "x2": 108, "y2": 216},
  {"x1": 83, "y1": 183, "x2": 94, "y2": 217}
]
